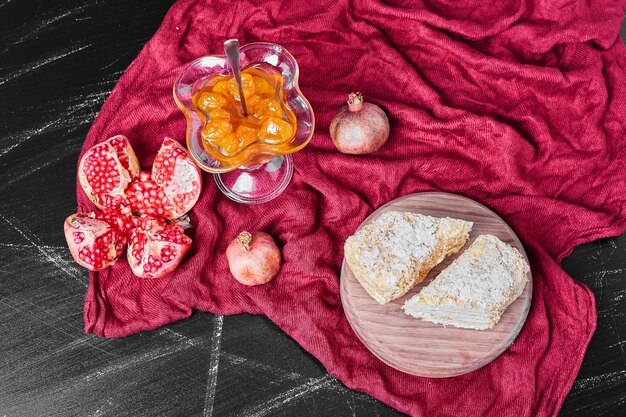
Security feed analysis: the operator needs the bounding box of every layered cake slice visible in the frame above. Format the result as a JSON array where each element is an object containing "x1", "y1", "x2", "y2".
[
  {"x1": 402, "y1": 234, "x2": 530, "y2": 330},
  {"x1": 344, "y1": 211, "x2": 473, "y2": 304}
]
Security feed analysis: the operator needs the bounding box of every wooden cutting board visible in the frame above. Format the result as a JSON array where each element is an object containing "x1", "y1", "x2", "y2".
[{"x1": 340, "y1": 192, "x2": 532, "y2": 378}]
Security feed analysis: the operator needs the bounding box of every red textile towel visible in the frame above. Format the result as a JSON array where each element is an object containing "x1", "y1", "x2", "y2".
[{"x1": 76, "y1": 0, "x2": 626, "y2": 415}]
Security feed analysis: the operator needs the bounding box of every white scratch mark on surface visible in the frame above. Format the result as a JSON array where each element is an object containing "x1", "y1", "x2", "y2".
[
  {"x1": 0, "y1": 242, "x2": 65, "y2": 250},
  {"x1": 157, "y1": 327, "x2": 205, "y2": 348},
  {"x1": 86, "y1": 397, "x2": 115, "y2": 417},
  {"x1": 220, "y1": 351, "x2": 301, "y2": 382},
  {"x1": 0, "y1": 335, "x2": 95, "y2": 382},
  {"x1": 2, "y1": 296, "x2": 210, "y2": 390},
  {"x1": 220, "y1": 350, "x2": 380, "y2": 410},
  {"x1": 346, "y1": 393, "x2": 357, "y2": 417},
  {"x1": 83, "y1": 342, "x2": 194, "y2": 382},
  {"x1": 203, "y1": 315, "x2": 224, "y2": 417},
  {"x1": 0, "y1": 298, "x2": 114, "y2": 358},
  {"x1": 585, "y1": 268, "x2": 626, "y2": 279},
  {"x1": 594, "y1": 241, "x2": 626, "y2": 369},
  {"x1": 0, "y1": 140, "x2": 26, "y2": 158},
  {"x1": 0, "y1": 93, "x2": 105, "y2": 159},
  {"x1": 4, "y1": 156, "x2": 58, "y2": 187},
  {"x1": 574, "y1": 369, "x2": 626, "y2": 390},
  {"x1": 0, "y1": 110, "x2": 76, "y2": 157},
  {"x1": 0, "y1": 213, "x2": 87, "y2": 287},
  {"x1": 235, "y1": 375, "x2": 336, "y2": 417},
  {"x1": 13, "y1": 9, "x2": 73, "y2": 43},
  {"x1": 607, "y1": 339, "x2": 626, "y2": 350},
  {"x1": 0, "y1": 44, "x2": 90, "y2": 86},
  {"x1": 17, "y1": 3, "x2": 91, "y2": 43},
  {"x1": 100, "y1": 57, "x2": 121, "y2": 71},
  {"x1": 608, "y1": 288, "x2": 626, "y2": 304},
  {"x1": 0, "y1": 142, "x2": 80, "y2": 190}
]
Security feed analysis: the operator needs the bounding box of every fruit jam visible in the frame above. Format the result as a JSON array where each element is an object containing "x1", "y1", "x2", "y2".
[{"x1": 192, "y1": 64, "x2": 297, "y2": 162}]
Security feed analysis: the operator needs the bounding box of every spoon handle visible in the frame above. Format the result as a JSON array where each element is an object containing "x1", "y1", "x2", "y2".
[{"x1": 224, "y1": 38, "x2": 249, "y2": 117}]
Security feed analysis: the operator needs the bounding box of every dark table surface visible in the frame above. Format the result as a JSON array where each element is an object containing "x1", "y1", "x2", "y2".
[{"x1": 1, "y1": 1, "x2": 625, "y2": 416}]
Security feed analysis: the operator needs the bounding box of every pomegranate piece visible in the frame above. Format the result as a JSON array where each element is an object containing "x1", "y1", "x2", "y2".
[
  {"x1": 127, "y1": 216, "x2": 192, "y2": 278},
  {"x1": 125, "y1": 138, "x2": 202, "y2": 220},
  {"x1": 151, "y1": 137, "x2": 202, "y2": 219},
  {"x1": 64, "y1": 212, "x2": 127, "y2": 271},
  {"x1": 78, "y1": 135, "x2": 140, "y2": 211}
]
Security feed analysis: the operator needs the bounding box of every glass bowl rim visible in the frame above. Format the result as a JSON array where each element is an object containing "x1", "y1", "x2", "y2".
[{"x1": 173, "y1": 42, "x2": 315, "y2": 173}]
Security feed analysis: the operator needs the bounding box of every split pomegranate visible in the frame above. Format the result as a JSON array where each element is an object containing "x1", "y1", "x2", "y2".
[
  {"x1": 78, "y1": 135, "x2": 140, "y2": 211},
  {"x1": 329, "y1": 92, "x2": 390, "y2": 154},
  {"x1": 65, "y1": 135, "x2": 202, "y2": 278},
  {"x1": 127, "y1": 217, "x2": 192, "y2": 279},
  {"x1": 64, "y1": 212, "x2": 127, "y2": 271},
  {"x1": 226, "y1": 231, "x2": 281, "y2": 286},
  {"x1": 125, "y1": 138, "x2": 202, "y2": 220}
]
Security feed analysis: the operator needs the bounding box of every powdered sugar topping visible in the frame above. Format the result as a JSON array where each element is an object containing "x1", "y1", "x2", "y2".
[
  {"x1": 355, "y1": 212, "x2": 439, "y2": 286},
  {"x1": 418, "y1": 234, "x2": 529, "y2": 309}
]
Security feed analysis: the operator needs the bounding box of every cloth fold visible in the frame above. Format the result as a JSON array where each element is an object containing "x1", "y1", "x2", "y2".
[{"x1": 77, "y1": 0, "x2": 626, "y2": 415}]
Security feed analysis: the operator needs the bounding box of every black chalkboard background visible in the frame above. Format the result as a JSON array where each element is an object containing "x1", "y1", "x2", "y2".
[{"x1": 1, "y1": 1, "x2": 625, "y2": 416}]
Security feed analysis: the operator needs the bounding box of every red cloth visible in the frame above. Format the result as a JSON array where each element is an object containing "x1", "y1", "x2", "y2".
[{"x1": 77, "y1": 0, "x2": 626, "y2": 415}]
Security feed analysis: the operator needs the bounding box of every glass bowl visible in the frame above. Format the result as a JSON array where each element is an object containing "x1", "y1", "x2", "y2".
[{"x1": 173, "y1": 42, "x2": 315, "y2": 203}]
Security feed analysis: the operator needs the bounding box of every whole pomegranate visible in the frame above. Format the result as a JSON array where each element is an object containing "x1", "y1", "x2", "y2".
[
  {"x1": 329, "y1": 92, "x2": 390, "y2": 154},
  {"x1": 226, "y1": 231, "x2": 281, "y2": 286},
  {"x1": 64, "y1": 135, "x2": 202, "y2": 278}
]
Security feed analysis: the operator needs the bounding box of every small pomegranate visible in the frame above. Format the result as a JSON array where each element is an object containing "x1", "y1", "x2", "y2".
[
  {"x1": 64, "y1": 212, "x2": 128, "y2": 271},
  {"x1": 329, "y1": 92, "x2": 390, "y2": 154},
  {"x1": 127, "y1": 217, "x2": 192, "y2": 279},
  {"x1": 226, "y1": 231, "x2": 281, "y2": 286}
]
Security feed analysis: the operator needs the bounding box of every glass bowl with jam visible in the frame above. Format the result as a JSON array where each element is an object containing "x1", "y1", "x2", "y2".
[{"x1": 174, "y1": 42, "x2": 315, "y2": 203}]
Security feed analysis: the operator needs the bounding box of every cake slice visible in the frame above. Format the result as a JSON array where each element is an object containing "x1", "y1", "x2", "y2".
[
  {"x1": 402, "y1": 234, "x2": 530, "y2": 330},
  {"x1": 344, "y1": 211, "x2": 473, "y2": 304}
]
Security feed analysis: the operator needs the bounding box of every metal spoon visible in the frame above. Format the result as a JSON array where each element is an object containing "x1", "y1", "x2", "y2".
[{"x1": 224, "y1": 38, "x2": 248, "y2": 117}]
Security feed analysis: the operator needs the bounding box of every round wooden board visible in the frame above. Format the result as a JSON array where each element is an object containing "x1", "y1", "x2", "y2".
[{"x1": 340, "y1": 192, "x2": 532, "y2": 378}]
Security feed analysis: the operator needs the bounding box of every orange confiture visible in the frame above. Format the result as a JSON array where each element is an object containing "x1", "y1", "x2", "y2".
[{"x1": 193, "y1": 67, "x2": 297, "y2": 162}]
